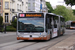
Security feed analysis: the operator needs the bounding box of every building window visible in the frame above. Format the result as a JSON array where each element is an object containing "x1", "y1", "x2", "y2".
[
  {"x1": 18, "y1": 0, "x2": 22, "y2": 2},
  {"x1": 5, "y1": 13, "x2": 9, "y2": 23},
  {"x1": 0, "y1": 6, "x2": 1, "y2": 11},
  {"x1": 33, "y1": 3, "x2": 35, "y2": 6},
  {"x1": 17, "y1": 4, "x2": 19, "y2": 9},
  {"x1": 20, "y1": 5, "x2": 21, "y2": 10},
  {"x1": 28, "y1": 0, "x2": 31, "y2": 1},
  {"x1": 0, "y1": 2, "x2": 1, "y2": 5},
  {"x1": 5, "y1": 2, "x2": 9, "y2": 9},
  {"x1": 28, "y1": 3, "x2": 30, "y2": 7},
  {"x1": 28, "y1": 9, "x2": 30, "y2": 10}
]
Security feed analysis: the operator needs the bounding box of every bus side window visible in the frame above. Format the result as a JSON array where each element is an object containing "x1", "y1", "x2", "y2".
[
  {"x1": 53, "y1": 17, "x2": 58, "y2": 28},
  {"x1": 46, "y1": 15, "x2": 52, "y2": 32}
]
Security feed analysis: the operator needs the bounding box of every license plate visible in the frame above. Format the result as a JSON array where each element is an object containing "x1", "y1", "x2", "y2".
[{"x1": 29, "y1": 38, "x2": 33, "y2": 40}]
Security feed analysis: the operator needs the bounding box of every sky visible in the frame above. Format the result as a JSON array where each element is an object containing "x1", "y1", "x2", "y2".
[{"x1": 45, "y1": 0, "x2": 75, "y2": 9}]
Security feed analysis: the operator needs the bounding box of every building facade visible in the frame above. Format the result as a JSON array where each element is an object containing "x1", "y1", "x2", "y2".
[
  {"x1": 10, "y1": 0, "x2": 28, "y2": 22},
  {"x1": 28, "y1": 0, "x2": 40, "y2": 12},
  {"x1": 1, "y1": 0, "x2": 28, "y2": 24},
  {"x1": 0, "y1": 0, "x2": 3, "y2": 16},
  {"x1": 3, "y1": 0, "x2": 10, "y2": 24},
  {"x1": 41, "y1": 0, "x2": 48, "y2": 13}
]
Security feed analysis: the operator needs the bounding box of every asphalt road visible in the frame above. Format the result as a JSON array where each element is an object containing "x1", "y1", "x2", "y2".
[{"x1": 0, "y1": 29, "x2": 75, "y2": 50}]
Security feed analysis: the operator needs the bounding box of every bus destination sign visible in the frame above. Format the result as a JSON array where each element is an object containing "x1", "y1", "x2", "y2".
[
  {"x1": 26, "y1": 14, "x2": 42, "y2": 17},
  {"x1": 19, "y1": 13, "x2": 43, "y2": 18}
]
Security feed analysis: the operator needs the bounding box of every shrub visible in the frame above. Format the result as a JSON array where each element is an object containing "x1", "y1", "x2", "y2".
[
  {"x1": 6, "y1": 26, "x2": 16, "y2": 31},
  {"x1": 11, "y1": 19, "x2": 17, "y2": 28},
  {"x1": 0, "y1": 25, "x2": 3, "y2": 32},
  {"x1": 0, "y1": 16, "x2": 3, "y2": 25}
]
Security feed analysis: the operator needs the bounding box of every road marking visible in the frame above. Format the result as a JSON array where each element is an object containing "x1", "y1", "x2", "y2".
[{"x1": 0, "y1": 40, "x2": 36, "y2": 50}]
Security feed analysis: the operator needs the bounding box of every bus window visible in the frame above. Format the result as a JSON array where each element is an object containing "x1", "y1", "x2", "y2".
[
  {"x1": 46, "y1": 14, "x2": 52, "y2": 32},
  {"x1": 60, "y1": 18, "x2": 65, "y2": 27},
  {"x1": 53, "y1": 16, "x2": 58, "y2": 28},
  {"x1": 71, "y1": 22, "x2": 75, "y2": 27}
]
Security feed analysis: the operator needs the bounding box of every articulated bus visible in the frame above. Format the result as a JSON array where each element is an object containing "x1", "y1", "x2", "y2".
[
  {"x1": 17, "y1": 13, "x2": 65, "y2": 40},
  {"x1": 66, "y1": 21, "x2": 75, "y2": 29}
]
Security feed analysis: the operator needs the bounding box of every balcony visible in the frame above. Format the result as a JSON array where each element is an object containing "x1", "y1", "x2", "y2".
[
  {"x1": 11, "y1": 0, "x2": 15, "y2": 2},
  {"x1": 10, "y1": 9, "x2": 15, "y2": 13},
  {"x1": 17, "y1": 9, "x2": 23, "y2": 12},
  {"x1": 17, "y1": 9, "x2": 20, "y2": 11}
]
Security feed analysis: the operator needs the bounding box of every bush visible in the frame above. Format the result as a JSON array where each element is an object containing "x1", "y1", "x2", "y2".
[
  {"x1": 0, "y1": 25, "x2": 3, "y2": 32},
  {"x1": 11, "y1": 19, "x2": 17, "y2": 28},
  {"x1": 6, "y1": 26, "x2": 16, "y2": 31},
  {"x1": 0, "y1": 16, "x2": 3, "y2": 25}
]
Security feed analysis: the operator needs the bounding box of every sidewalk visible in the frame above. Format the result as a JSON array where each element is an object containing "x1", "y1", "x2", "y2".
[
  {"x1": 48, "y1": 33, "x2": 75, "y2": 50},
  {"x1": 0, "y1": 32, "x2": 16, "y2": 37}
]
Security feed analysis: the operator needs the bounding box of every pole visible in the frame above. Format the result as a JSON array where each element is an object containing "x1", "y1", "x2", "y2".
[
  {"x1": 40, "y1": 0, "x2": 42, "y2": 12},
  {"x1": 4, "y1": 24, "x2": 6, "y2": 34}
]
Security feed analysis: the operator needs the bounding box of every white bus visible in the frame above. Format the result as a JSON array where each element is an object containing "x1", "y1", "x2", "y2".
[
  {"x1": 66, "y1": 21, "x2": 75, "y2": 29},
  {"x1": 17, "y1": 13, "x2": 65, "y2": 40}
]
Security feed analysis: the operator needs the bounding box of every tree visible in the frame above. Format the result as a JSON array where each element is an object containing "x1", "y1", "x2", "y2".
[
  {"x1": 46, "y1": 2, "x2": 53, "y2": 13},
  {"x1": 52, "y1": 5, "x2": 75, "y2": 21},
  {"x1": 0, "y1": 16, "x2": 3, "y2": 32},
  {"x1": 73, "y1": 10, "x2": 75, "y2": 15},
  {"x1": 64, "y1": 0, "x2": 75, "y2": 6}
]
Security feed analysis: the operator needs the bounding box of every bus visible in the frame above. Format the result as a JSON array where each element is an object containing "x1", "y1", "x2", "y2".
[
  {"x1": 66, "y1": 21, "x2": 75, "y2": 29},
  {"x1": 17, "y1": 13, "x2": 65, "y2": 40}
]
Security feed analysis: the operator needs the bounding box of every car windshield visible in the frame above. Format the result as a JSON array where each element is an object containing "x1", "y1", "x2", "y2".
[
  {"x1": 18, "y1": 18, "x2": 44, "y2": 32},
  {"x1": 71, "y1": 22, "x2": 75, "y2": 27}
]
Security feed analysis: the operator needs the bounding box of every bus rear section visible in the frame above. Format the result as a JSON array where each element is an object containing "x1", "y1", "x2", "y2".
[
  {"x1": 17, "y1": 13, "x2": 49, "y2": 40},
  {"x1": 70, "y1": 22, "x2": 75, "y2": 29},
  {"x1": 66, "y1": 21, "x2": 75, "y2": 29}
]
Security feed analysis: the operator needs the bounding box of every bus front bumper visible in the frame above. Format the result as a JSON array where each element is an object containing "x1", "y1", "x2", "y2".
[{"x1": 17, "y1": 37, "x2": 48, "y2": 40}]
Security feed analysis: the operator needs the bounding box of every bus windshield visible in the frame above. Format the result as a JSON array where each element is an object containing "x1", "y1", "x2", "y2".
[
  {"x1": 71, "y1": 22, "x2": 75, "y2": 26},
  {"x1": 18, "y1": 18, "x2": 44, "y2": 32}
]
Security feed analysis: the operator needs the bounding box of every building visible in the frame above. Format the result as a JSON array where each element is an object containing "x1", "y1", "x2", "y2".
[
  {"x1": 28, "y1": 0, "x2": 40, "y2": 12},
  {"x1": 10, "y1": 0, "x2": 28, "y2": 22},
  {"x1": 27, "y1": 0, "x2": 48, "y2": 13},
  {"x1": 41, "y1": 0, "x2": 48, "y2": 13},
  {"x1": 0, "y1": 0, "x2": 3, "y2": 16},
  {"x1": 1, "y1": 0, "x2": 28, "y2": 24},
  {"x1": 3, "y1": 0, "x2": 10, "y2": 24}
]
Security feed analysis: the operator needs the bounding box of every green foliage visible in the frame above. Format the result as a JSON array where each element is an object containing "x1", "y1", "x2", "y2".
[
  {"x1": 46, "y1": 2, "x2": 53, "y2": 13},
  {"x1": 0, "y1": 16, "x2": 3, "y2": 25},
  {"x1": 73, "y1": 10, "x2": 75, "y2": 15},
  {"x1": 11, "y1": 19, "x2": 17, "y2": 28},
  {"x1": 64, "y1": 0, "x2": 75, "y2": 6},
  {"x1": 52, "y1": 5, "x2": 75, "y2": 21},
  {"x1": 6, "y1": 25, "x2": 16, "y2": 31}
]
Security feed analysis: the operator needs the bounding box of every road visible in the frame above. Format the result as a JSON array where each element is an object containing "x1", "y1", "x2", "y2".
[{"x1": 0, "y1": 29, "x2": 75, "y2": 50}]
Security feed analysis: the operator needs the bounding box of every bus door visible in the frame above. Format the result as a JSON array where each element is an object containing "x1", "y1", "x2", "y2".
[
  {"x1": 52, "y1": 16, "x2": 58, "y2": 38},
  {"x1": 46, "y1": 15, "x2": 52, "y2": 40}
]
